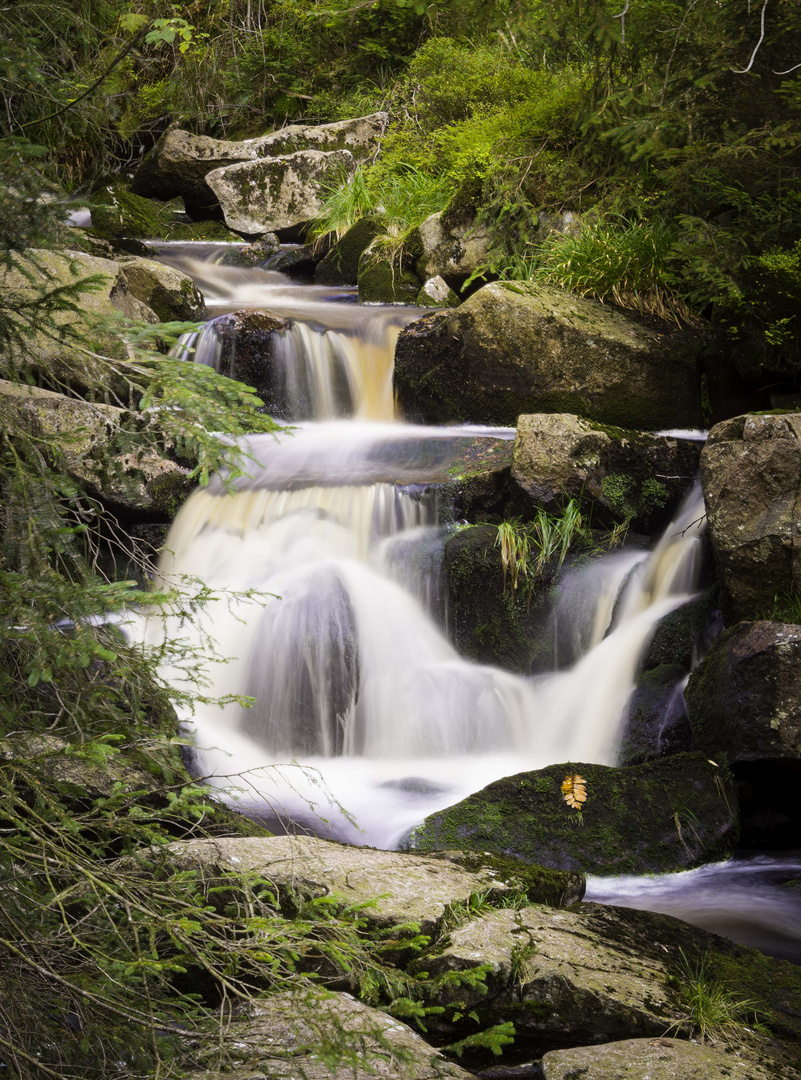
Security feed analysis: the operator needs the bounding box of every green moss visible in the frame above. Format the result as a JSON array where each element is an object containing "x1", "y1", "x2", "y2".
[
  {"x1": 358, "y1": 254, "x2": 421, "y2": 303},
  {"x1": 148, "y1": 470, "x2": 195, "y2": 517},
  {"x1": 445, "y1": 851, "x2": 583, "y2": 908}
]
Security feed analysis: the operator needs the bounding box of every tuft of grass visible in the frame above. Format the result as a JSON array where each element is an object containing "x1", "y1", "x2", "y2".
[
  {"x1": 668, "y1": 952, "x2": 770, "y2": 1043},
  {"x1": 767, "y1": 590, "x2": 801, "y2": 624},
  {"x1": 311, "y1": 165, "x2": 376, "y2": 240},
  {"x1": 500, "y1": 219, "x2": 694, "y2": 324}
]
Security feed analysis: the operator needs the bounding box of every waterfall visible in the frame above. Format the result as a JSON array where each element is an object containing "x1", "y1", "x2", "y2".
[{"x1": 144, "y1": 419, "x2": 705, "y2": 848}]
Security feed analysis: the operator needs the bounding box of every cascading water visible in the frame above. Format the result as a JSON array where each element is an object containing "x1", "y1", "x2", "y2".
[{"x1": 131, "y1": 240, "x2": 801, "y2": 960}]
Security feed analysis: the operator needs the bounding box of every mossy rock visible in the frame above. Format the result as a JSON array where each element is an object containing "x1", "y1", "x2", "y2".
[
  {"x1": 409, "y1": 753, "x2": 739, "y2": 874},
  {"x1": 443, "y1": 524, "x2": 556, "y2": 674},
  {"x1": 315, "y1": 216, "x2": 383, "y2": 286},
  {"x1": 358, "y1": 244, "x2": 422, "y2": 304},
  {"x1": 91, "y1": 186, "x2": 181, "y2": 240},
  {"x1": 618, "y1": 664, "x2": 693, "y2": 766},
  {"x1": 642, "y1": 586, "x2": 722, "y2": 671}
]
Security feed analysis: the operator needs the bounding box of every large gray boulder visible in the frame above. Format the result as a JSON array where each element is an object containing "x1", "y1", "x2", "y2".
[
  {"x1": 0, "y1": 380, "x2": 192, "y2": 514},
  {"x1": 700, "y1": 412, "x2": 801, "y2": 621},
  {"x1": 207, "y1": 148, "x2": 355, "y2": 235},
  {"x1": 541, "y1": 1038, "x2": 782, "y2": 1080},
  {"x1": 164, "y1": 835, "x2": 584, "y2": 935},
  {"x1": 132, "y1": 114, "x2": 387, "y2": 218},
  {"x1": 686, "y1": 621, "x2": 801, "y2": 763},
  {"x1": 181, "y1": 990, "x2": 472, "y2": 1080},
  {"x1": 393, "y1": 282, "x2": 703, "y2": 430},
  {"x1": 510, "y1": 413, "x2": 701, "y2": 528},
  {"x1": 409, "y1": 754, "x2": 738, "y2": 875}
]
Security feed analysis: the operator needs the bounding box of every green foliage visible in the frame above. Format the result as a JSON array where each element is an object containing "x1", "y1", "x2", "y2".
[{"x1": 495, "y1": 501, "x2": 597, "y2": 602}]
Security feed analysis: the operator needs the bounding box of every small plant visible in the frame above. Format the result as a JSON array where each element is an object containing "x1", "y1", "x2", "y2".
[
  {"x1": 668, "y1": 952, "x2": 769, "y2": 1043},
  {"x1": 767, "y1": 590, "x2": 801, "y2": 625},
  {"x1": 495, "y1": 500, "x2": 593, "y2": 605}
]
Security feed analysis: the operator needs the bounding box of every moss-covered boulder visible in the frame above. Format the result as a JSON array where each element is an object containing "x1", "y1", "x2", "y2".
[
  {"x1": 700, "y1": 413, "x2": 801, "y2": 621},
  {"x1": 443, "y1": 524, "x2": 556, "y2": 673},
  {"x1": 207, "y1": 309, "x2": 289, "y2": 411},
  {"x1": 416, "y1": 275, "x2": 460, "y2": 308},
  {"x1": 510, "y1": 413, "x2": 701, "y2": 530},
  {"x1": 206, "y1": 149, "x2": 356, "y2": 235},
  {"x1": 315, "y1": 216, "x2": 383, "y2": 285},
  {"x1": 408, "y1": 754, "x2": 738, "y2": 874},
  {"x1": 0, "y1": 380, "x2": 193, "y2": 515},
  {"x1": 118, "y1": 256, "x2": 205, "y2": 321},
  {"x1": 219, "y1": 235, "x2": 280, "y2": 267},
  {"x1": 358, "y1": 238, "x2": 423, "y2": 304},
  {"x1": 393, "y1": 282, "x2": 703, "y2": 429},
  {"x1": 642, "y1": 588, "x2": 722, "y2": 671},
  {"x1": 90, "y1": 186, "x2": 184, "y2": 240}
]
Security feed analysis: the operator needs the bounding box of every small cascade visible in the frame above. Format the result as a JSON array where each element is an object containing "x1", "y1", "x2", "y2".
[{"x1": 156, "y1": 241, "x2": 417, "y2": 422}]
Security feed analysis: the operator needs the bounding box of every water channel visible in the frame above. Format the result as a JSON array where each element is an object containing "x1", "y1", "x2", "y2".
[{"x1": 141, "y1": 240, "x2": 801, "y2": 963}]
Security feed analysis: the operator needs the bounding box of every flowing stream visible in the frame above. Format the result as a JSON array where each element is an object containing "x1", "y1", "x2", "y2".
[{"x1": 141, "y1": 242, "x2": 800, "y2": 960}]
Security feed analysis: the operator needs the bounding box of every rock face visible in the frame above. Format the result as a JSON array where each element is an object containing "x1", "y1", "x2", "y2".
[
  {"x1": 118, "y1": 256, "x2": 205, "y2": 321},
  {"x1": 686, "y1": 621, "x2": 801, "y2": 763},
  {"x1": 164, "y1": 835, "x2": 584, "y2": 935},
  {"x1": 181, "y1": 990, "x2": 472, "y2": 1080},
  {"x1": 393, "y1": 282, "x2": 703, "y2": 430},
  {"x1": 618, "y1": 664, "x2": 693, "y2": 767},
  {"x1": 0, "y1": 380, "x2": 192, "y2": 514},
  {"x1": 700, "y1": 412, "x2": 801, "y2": 621},
  {"x1": 358, "y1": 239, "x2": 422, "y2": 303},
  {"x1": 540, "y1": 1037, "x2": 779, "y2": 1080},
  {"x1": 409, "y1": 755, "x2": 738, "y2": 874},
  {"x1": 510, "y1": 413, "x2": 701, "y2": 529},
  {"x1": 414, "y1": 210, "x2": 492, "y2": 282},
  {"x1": 207, "y1": 148, "x2": 355, "y2": 235}
]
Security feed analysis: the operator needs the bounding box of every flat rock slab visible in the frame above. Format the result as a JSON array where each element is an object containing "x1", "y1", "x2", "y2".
[
  {"x1": 541, "y1": 1037, "x2": 783, "y2": 1080},
  {"x1": 163, "y1": 835, "x2": 580, "y2": 934},
  {"x1": 182, "y1": 990, "x2": 472, "y2": 1080}
]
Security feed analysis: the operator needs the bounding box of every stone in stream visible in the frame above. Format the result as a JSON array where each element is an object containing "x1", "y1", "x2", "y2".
[
  {"x1": 509, "y1": 412, "x2": 702, "y2": 530},
  {"x1": 117, "y1": 255, "x2": 206, "y2": 321},
  {"x1": 162, "y1": 835, "x2": 585, "y2": 935},
  {"x1": 180, "y1": 990, "x2": 473, "y2": 1080},
  {"x1": 407, "y1": 754, "x2": 739, "y2": 875},
  {"x1": 700, "y1": 412, "x2": 801, "y2": 622},
  {"x1": 358, "y1": 237, "x2": 423, "y2": 303},
  {"x1": 416, "y1": 275, "x2": 460, "y2": 308},
  {"x1": 393, "y1": 281, "x2": 703, "y2": 430},
  {"x1": 315, "y1": 215, "x2": 384, "y2": 286}
]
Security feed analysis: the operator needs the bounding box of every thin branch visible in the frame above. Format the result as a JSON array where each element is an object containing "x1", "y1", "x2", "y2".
[
  {"x1": 732, "y1": 0, "x2": 768, "y2": 74},
  {"x1": 613, "y1": 1, "x2": 630, "y2": 44},
  {"x1": 774, "y1": 61, "x2": 801, "y2": 75}
]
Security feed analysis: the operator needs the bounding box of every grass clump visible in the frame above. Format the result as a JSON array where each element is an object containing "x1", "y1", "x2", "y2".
[
  {"x1": 669, "y1": 951, "x2": 770, "y2": 1044},
  {"x1": 495, "y1": 500, "x2": 599, "y2": 603}
]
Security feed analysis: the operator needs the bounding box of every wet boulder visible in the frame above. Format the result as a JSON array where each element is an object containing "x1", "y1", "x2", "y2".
[
  {"x1": 443, "y1": 524, "x2": 556, "y2": 674},
  {"x1": 207, "y1": 149, "x2": 356, "y2": 236},
  {"x1": 510, "y1": 413, "x2": 701, "y2": 530},
  {"x1": 408, "y1": 754, "x2": 738, "y2": 874},
  {"x1": 205, "y1": 309, "x2": 289, "y2": 407},
  {"x1": 617, "y1": 664, "x2": 692, "y2": 766},
  {"x1": 90, "y1": 186, "x2": 185, "y2": 240},
  {"x1": 118, "y1": 256, "x2": 206, "y2": 321},
  {"x1": 700, "y1": 412, "x2": 801, "y2": 621},
  {"x1": 393, "y1": 282, "x2": 703, "y2": 430}
]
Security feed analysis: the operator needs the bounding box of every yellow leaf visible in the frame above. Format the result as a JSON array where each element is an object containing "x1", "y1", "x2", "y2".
[{"x1": 561, "y1": 774, "x2": 587, "y2": 810}]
